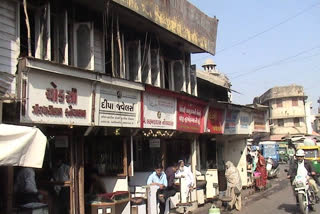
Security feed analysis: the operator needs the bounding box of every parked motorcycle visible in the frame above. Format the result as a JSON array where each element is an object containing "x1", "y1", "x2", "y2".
[
  {"x1": 293, "y1": 175, "x2": 317, "y2": 214},
  {"x1": 266, "y1": 157, "x2": 279, "y2": 178}
]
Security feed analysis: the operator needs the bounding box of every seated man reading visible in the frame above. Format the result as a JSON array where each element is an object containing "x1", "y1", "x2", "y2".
[{"x1": 147, "y1": 165, "x2": 168, "y2": 214}]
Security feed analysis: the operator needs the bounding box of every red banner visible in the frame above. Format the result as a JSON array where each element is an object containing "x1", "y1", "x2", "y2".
[
  {"x1": 206, "y1": 108, "x2": 224, "y2": 134},
  {"x1": 177, "y1": 99, "x2": 205, "y2": 133}
]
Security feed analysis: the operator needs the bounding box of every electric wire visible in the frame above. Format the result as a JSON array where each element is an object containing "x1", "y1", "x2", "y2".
[
  {"x1": 230, "y1": 45, "x2": 320, "y2": 79},
  {"x1": 192, "y1": 1, "x2": 320, "y2": 63}
]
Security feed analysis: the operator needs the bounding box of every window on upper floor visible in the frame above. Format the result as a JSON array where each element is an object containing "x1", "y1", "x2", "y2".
[
  {"x1": 292, "y1": 97, "x2": 298, "y2": 106},
  {"x1": 73, "y1": 22, "x2": 94, "y2": 70},
  {"x1": 21, "y1": 2, "x2": 103, "y2": 72},
  {"x1": 172, "y1": 60, "x2": 186, "y2": 92},
  {"x1": 276, "y1": 99, "x2": 283, "y2": 107},
  {"x1": 126, "y1": 40, "x2": 141, "y2": 82},
  {"x1": 278, "y1": 119, "x2": 284, "y2": 127},
  {"x1": 294, "y1": 118, "x2": 300, "y2": 127},
  {"x1": 190, "y1": 65, "x2": 197, "y2": 96}
]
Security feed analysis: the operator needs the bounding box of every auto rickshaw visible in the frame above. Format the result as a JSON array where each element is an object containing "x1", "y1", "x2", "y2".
[
  {"x1": 259, "y1": 141, "x2": 279, "y2": 162},
  {"x1": 278, "y1": 142, "x2": 289, "y2": 163},
  {"x1": 297, "y1": 145, "x2": 320, "y2": 175}
]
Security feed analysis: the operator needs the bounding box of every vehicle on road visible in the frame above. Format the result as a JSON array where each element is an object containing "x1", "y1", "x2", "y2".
[
  {"x1": 293, "y1": 174, "x2": 317, "y2": 214},
  {"x1": 259, "y1": 141, "x2": 279, "y2": 162},
  {"x1": 297, "y1": 145, "x2": 320, "y2": 184},
  {"x1": 278, "y1": 142, "x2": 289, "y2": 163},
  {"x1": 266, "y1": 157, "x2": 279, "y2": 178}
]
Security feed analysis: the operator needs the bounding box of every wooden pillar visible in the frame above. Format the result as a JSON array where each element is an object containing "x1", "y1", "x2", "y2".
[
  {"x1": 69, "y1": 135, "x2": 75, "y2": 214},
  {"x1": 191, "y1": 136, "x2": 197, "y2": 183},
  {"x1": 0, "y1": 101, "x2": 3, "y2": 122},
  {"x1": 191, "y1": 136, "x2": 198, "y2": 202},
  {"x1": 129, "y1": 136, "x2": 134, "y2": 177},
  {"x1": 6, "y1": 166, "x2": 13, "y2": 214},
  {"x1": 161, "y1": 140, "x2": 167, "y2": 168},
  {"x1": 77, "y1": 137, "x2": 85, "y2": 214},
  {"x1": 123, "y1": 138, "x2": 128, "y2": 176}
]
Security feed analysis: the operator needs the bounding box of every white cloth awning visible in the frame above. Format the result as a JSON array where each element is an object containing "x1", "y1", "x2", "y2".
[{"x1": 0, "y1": 124, "x2": 47, "y2": 168}]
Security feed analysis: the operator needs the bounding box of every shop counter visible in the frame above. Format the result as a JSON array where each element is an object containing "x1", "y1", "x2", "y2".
[{"x1": 88, "y1": 191, "x2": 130, "y2": 214}]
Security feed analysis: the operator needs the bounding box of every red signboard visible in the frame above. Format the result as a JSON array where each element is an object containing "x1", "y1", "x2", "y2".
[
  {"x1": 206, "y1": 108, "x2": 224, "y2": 134},
  {"x1": 177, "y1": 99, "x2": 205, "y2": 133}
]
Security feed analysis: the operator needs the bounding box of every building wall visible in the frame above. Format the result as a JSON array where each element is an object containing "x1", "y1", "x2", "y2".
[
  {"x1": 314, "y1": 117, "x2": 320, "y2": 133},
  {"x1": 272, "y1": 117, "x2": 307, "y2": 135},
  {"x1": 305, "y1": 102, "x2": 313, "y2": 135},
  {"x1": 266, "y1": 94, "x2": 309, "y2": 135},
  {"x1": 218, "y1": 136, "x2": 248, "y2": 187},
  {"x1": 269, "y1": 97, "x2": 305, "y2": 119},
  {"x1": 258, "y1": 85, "x2": 305, "y2": 104},
  {"x1": 0, "y1": 0, "x2": 19, "y2": 96}
]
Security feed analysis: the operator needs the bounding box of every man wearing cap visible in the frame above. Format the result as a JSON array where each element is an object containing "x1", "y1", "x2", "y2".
[{"x1": 287, "y1": 149, "x2": 319, "y2": 201}]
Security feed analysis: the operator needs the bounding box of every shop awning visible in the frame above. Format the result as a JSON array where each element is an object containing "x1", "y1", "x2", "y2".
[{"x1": 0, "y1": 124, "x2": 47, "y2": 168}]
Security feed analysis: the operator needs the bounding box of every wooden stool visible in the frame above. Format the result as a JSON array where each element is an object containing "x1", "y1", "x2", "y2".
[{"x1": 176, "y1": 202, "x2": 193, "y2": 213}]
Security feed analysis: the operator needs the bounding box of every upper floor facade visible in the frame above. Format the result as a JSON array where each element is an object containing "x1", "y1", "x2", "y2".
[
  {"x1": 0, "y1": 0, "x2": 219, "y2": 102},
  {"x1": 254, "y1": 85, "x2": 309, "y2": 135}
]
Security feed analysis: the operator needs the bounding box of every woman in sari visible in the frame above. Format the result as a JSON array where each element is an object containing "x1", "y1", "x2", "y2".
[
  {"x1": 225, "y1": 161, "x2": 242, "y2": 211},
  {"x1": 255, "y1": 149, "x2": 267, "y2": 188}
]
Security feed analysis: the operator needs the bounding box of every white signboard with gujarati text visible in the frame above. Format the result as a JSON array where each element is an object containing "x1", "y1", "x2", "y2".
[
  {"x1": 98, "y1": 85, "x2": 141, "y2": 127},
  {"x1": 143, "y1": 92, "x2": 176, "y2": 129},
  {"x1": 21, "y1": 70, "x2": 92, "y2": 125}
]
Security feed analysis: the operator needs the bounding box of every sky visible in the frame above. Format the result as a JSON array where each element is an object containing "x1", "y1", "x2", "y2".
[{"x1": 189, "y1": 0, "x2": 320, "y2": 114}]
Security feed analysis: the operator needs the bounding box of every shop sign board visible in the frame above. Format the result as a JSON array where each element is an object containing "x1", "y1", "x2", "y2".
[
  {"x1": 143, "y1": 92, "x2": 176, "y2": 129},
  {"x1": 253, "y1": 111, "x2": 266, "y2": 132},
  {"x1": 206, "y1": 108, "x2": 224, "y2": 134},
  {"x1": 177, "y1": 99, "x2": 205, "y2": 133},
  {"x1": 98, "y1": 85, "x2": 141, "y2": 127},
  {"x1": 149, "y1": 139, "x2": 161, "y2": 148},
  {"x1": 239, "y1": 111, "x2": 251, "y2": 134},
  {"x1": 224, "y1": 109, "x2": 240, "y2": 135},
  {"x1": 21, "y1": 70, "x2": 92, "y2": 125}
]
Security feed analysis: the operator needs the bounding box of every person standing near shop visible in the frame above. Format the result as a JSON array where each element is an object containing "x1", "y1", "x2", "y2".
[
  {"x1": 255, "y1": 149, "x2": 267, "y2": 188},
  {"x1": 147, "y1": 165, "x2": 168, "y2": 214},
  {"x1": 14, "y1": 167, "x2": 40, "y2": 205},
  {"x1": 53, "y1": 157, "x2": 70, "y2": 214}
]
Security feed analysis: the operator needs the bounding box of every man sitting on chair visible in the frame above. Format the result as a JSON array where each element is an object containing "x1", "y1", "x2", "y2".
[{"x1": 147, "y1": 165, "x2": 168, "y2": 214}]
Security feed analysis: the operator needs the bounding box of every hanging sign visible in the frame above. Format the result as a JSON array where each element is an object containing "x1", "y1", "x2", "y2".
[
  {"x1": 176, "y1": 99, "x2": 205, "y2": 133},
  {"x1": 98, "y1": 85, "x2": 141, "y2": 127},
  {"x1": 206, "y1": 108, "x2": 224, "y2": 134},
  {"x1": 21, "y1": 70, "x2": 92, "y2": 125},
  {"x1": 224, "y1": 109, "x2": 240, "y2": 135},
  {"x1": 143, "y1": 92, "x2": 176, "y2": 129}
]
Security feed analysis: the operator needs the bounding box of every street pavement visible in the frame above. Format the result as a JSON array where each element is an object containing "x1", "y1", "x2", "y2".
[{"x1": 234, "y1": 164, "x2": 320, "y2": 214}]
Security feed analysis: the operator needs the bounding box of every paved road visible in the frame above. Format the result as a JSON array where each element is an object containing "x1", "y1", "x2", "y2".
[{"x1": 235, "y1": 164, "x2": 320, "y2": 214}]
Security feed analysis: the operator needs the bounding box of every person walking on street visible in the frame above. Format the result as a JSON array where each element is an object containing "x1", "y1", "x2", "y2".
[{"x1": 225, "y1": 161, "x2": 242, "y2": 211}]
